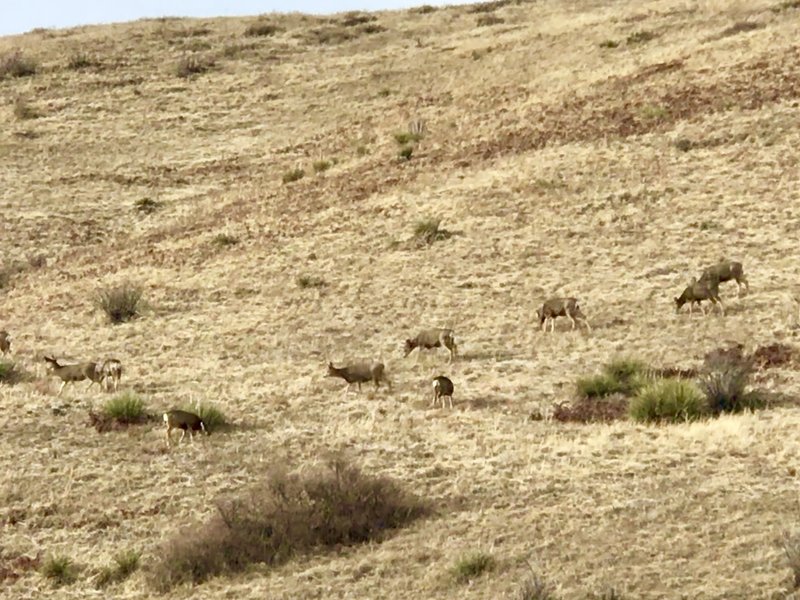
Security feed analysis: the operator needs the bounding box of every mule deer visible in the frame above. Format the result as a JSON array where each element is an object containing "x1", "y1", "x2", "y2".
[
  {"x1": 100, "y1": 359, "x2": 123, "y2": 392},
  {"x1": 432, "y1": 375, "x2": 454, "y2": 409},
  {"x1": 674, "y1": 276, "x2": 724, "y2": 315},
  {"x1": 537, "y1": 298, "x2": 591, "y2": 332},
  {"x1": 163, "y1": 409, "x2": 208, "y2": 446},
  {"x1": 43, "y1": 355, "x2": 105, "y2": 396},
  {"x1": 404, "y1": 328, "x2": 457, "y2": 362},
  {"x1": 0, "y1": 330, "x2": 10, "y2": 355},
  {"x1": 327, "y1": 361, "x2": 391, "y2": 396},
  {"x1": 699, "y1": 259, "x2": 749, "y2": 296}
]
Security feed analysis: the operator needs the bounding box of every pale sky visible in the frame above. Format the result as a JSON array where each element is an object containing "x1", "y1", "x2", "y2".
[{"x1": 2, "y1": 1, "x2": 467, "y2": 36}]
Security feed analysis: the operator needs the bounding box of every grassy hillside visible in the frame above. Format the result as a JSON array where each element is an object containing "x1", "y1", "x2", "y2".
[{"x1": 2, "y1": 0, "x2": 800, "y2": 597}]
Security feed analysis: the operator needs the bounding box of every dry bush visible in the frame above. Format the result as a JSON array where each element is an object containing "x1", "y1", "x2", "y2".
[
  {"x1": 516, "y1": 571, "x2": 557, "y2": 600},
  {"x1": 626, "y1": 30, "x2": 657, "y2": 44},
  {"x1": 752, "y1": 343, "x2": 795, "y2": 369},
  {"x1": 66, "y1": 52, "x2": 99, "y2": 70},
  {"x1": 175, "y1": 54, "x2": 214, "y2": 78},
  {"x1": 13, "y1": 96, "x2": 40, "y2": 120},
  {"x1": 340, "y1": 12, "x2": 376, "y2": 27},
  {"x1": 149, "y1": 457, "x2": 430, "y2": 591},
  {"x1": 0, "y1": 359, "x2": 29, "y2": 385},
  {"x1": 469, "y1": 0, "x2": 511, "y2": 13},
  {"x1": 414, "y1": 5, "x2": 439, "y2": 13},
  {"x1": 245, "y1": 21, "x2": 281, "y2": 37},
  {"x1": 96, "y1": 283, "x2": 144, "y2": 324},
  {"x1": 783, "y1": 532, "x2": 800, "y2": 592},
  {"x1": 477, "y1": 14, "x2": 505, "y2": 26},
  {"x1": 0, "y1": 50, "x2": 37, "y2": 80},
  {"x1": 134, "y1": 197, "x2": 161, "y2": 214},
  {"x1": 413, "y1": 218, "x2": 452, "y2": 246},
  {"x1": 0, "y1": 550, "x2": 40, "y2": 584},
  {"x1": 552, "y1": 394, "x2": 629, "y2": 424},
  {"x1": 700, "y1": 348, "x2": 763, "y2": 415}
]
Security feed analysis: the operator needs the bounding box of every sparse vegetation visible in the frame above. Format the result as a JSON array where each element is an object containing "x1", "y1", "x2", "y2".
[
  {"x1": 211, "y1": 233, "x2": 239, "y2": 248},
  {"x1": 393, "y1": 131, "x2": 423, "y2": 145},
  {"x1": 0, "y1": 359, "x2": 25, "y2": 385},
  {"x1": 469, "y1": 0, "x2": 510, "y2": 13},
  {"x1": 175, "y1": 54, "x2": 214, "y2": 77},
  {"x1": 516, "y1": 571, "x2": 557, "y2": 600},
  {"x1": 476, "y1": 14, "x2": 504, "y2": 26},
  {"x1": 96, "y1": 283, "x2": 144, "y2": 324},
  {"x1": 13, "y1": 96, "x2": 40, "y2": 120},
  {"x1": 134, "y1": 197, "x2": 161, "y2": 214},
  {"x1": 639, "y1": 104, "x2": 669, "y2": 120},
  {"x1": 398, "y1": 145, "x2": 414, "y2": 160},
  {"x1": 414, "y1": 4, "x2": 438, "y2": 13},
  {"x1": 626, "y1": 30, "x2": 657, "y2": 44},
  {"x1": 149, "y1": 457, "x2": 430, "y2": 591},
  {"x1": 413, "y1": 218, "x2": 452, "y2": 245},
  {"x1": 296, "y1": 274, "x2": 326, "y2": 289},
  {"x1": 629, "y1": 378, "x2": 707, "y2": 423},
  {"x1": 41, "y1": 554, "x2": 78, "y2": 587},
  {"x1": 599, "y1": 39, "x2": 620, "y2": 48},
  {"x1": 313, "y1": 159, "x2": 332, "y2": 173},
  {"x1": 451, "y1": 551, "x2": 496, "y2": 583},
  {"x1": 245, "y1": 21, "x2": 281, "y2": 37},
  {"x1": 95, "y1": 550, "x2": 140, "y2": 589},
  {"x1": 66, "y1": 52, "x2": 97, "y2": 70},
  {"x1": 0, "y1": 50, "x2": 37, "y2": 80},
  {"x1": 782, "y1": 532, "x2": 800, "y2": 591},
  {"x1": 282, "y1": 168, "x2": 305, "y2": 184}
]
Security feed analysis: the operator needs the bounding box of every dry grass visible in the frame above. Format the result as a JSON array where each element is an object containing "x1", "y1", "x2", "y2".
[{"x1": 2, "y1": 1, "x2": 800, "y2": 598}]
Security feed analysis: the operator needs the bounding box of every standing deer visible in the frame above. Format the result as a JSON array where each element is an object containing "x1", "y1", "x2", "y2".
[
  {"x1": 432, "y1": 375, "x2": 454, "y2": 409},
  {"x1": 404, "y1": 328, "x2": 458, "y2": 362},
  {"x1": 327, "y1": 361, "x2": 391, "y2": 396},
  {"x1": 537, "y1": 298, "x2": 591, "y2": 332}
]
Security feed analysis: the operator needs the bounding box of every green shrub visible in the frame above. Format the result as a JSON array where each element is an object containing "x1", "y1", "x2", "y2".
[
  {"x1": 189, "y1": 403, "x2": 228, "y2": 433},
  {"x1": 413, "y1": 218, "x2": 452, "y2": 245},
  {"x1": 149, "y1": 457, "x2": 430, "y2": 591},
  {"x1": 95, "y1": 549, "x2": 140, "y2": 588},
  {"x1": 313, "y1": 159, "x2": 332, "y2": 173},
  {"x1": 393, "y1": 131, "x2": 422, "y2": 145},
  {"x1": 576, "y1": 358, "x2": 646, "y2": 399},
  {"x1": 96, "y1": 283, "x2": 144, "y2": 324},
  {"x1": 134, "y1": 197, "x2": 161, "y2": 214},
  {"x1": 0, "y1": 51, "x2": 37, "y2": 79},
  {"x1": 398, "y1": 145, "x2": 413, "y2": 160},
  {"x1": 599, "y1": 39, "x2": 619, "y2": 48},
  {"x1": 211, "y1": 233, "x2": 239, "y2": 248},
  {"x1": 451, "y1": 551, "x2": 495, "y2": 583},
  {"x1": 41, "y1": 554, "x2": 78, "y2": 587},
  {"x1": 102, "y1": 392, "x2": 147, "y2": 424},
  {"x1": 629, "y1": 379, "x2": 707, "y2": 423},
  {"x1": 282, "y1": 168, "x2": 305, "y2": 184},
  {"x1": 296, "y1": 274, "x2": 326, "y2": 289}
]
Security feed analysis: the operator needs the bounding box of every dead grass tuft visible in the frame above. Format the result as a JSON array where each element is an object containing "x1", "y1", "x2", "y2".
[
  {"x1": 450, "y1": 551, "x2": 496, "y2": 583},
  {"x1": 0, "y1": 50, "x2": 37, "y2": 80},
  {"x1": 413, "y1": 218, "x2": 452, "y2": 246},
  {"x1": 175, "y1": 54, "x2": 215, "y2": 78},
  {"x1": 96, "y1": 283, "x2": 144, "y2": 324},
  {"x1": 553, "y1": 394, "x2": 629, "y2": 423},
  {"x1": 149, "y1": 457, "x2": 430, "y2": 591}
]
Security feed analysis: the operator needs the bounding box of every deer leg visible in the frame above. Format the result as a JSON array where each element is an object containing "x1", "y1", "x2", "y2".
[
  {"x1": 717, "y1": 298, "x2": 725, "y2": 316},
  {"x1": 165, "y1": 427, "x2": 173, "y2": 447},
  {"x1": 568, "y1": 313, "x2": 577, "y2": 330},
  {"x1": 178, "y1": 429, "x2": 186, "y2": 445},
  {"x1": 58, "y1": 380, "x2": 67, "y2": 396},
  {"x1": 550, "y1": 318, "x2": 556, "y2": 333},
  {"x1": 582, "y1": 317, "x2": 592, "y2": 333}
]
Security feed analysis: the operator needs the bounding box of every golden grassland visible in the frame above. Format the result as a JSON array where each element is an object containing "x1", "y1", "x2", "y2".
[{"x1": 2, "y1": 0, "x2": 800, "y2": 597}]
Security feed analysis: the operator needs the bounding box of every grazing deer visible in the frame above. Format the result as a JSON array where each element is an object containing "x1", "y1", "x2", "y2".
[
  {"x1": 163, "y1": 409, "x2": 208, "y2": 446},
  {"x1": 699, "y1": 259, "x2": 749, "y2": 296},
  {"x1": 404, "y1": 328, "x2": 458, "y2": 362},
  {"x1": 674, "y1": 276, "x2": 724, "y2": 316},
  {"x1": 537, "y1": 297, "x2": 591, "y2": 332},
  {"x1": 100, "y1": 359, "x2": 123, "y2": 392},
  {"x1": 327, "y1": 361, "x2": 391, "y2": 396},
  {"x1": 43, "y1": 355, "x2": 106, "y2": 396},
  {"x1": 432, "y1": 375, "x2": 454, "y2": 409},
  {"x1": 0, "y1": 330, "x2": 10, "y2": 355}
]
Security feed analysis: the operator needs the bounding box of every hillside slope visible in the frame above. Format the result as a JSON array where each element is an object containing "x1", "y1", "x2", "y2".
[{"x1": 2, "y1": 0, "x2": 800, "y2": 598}]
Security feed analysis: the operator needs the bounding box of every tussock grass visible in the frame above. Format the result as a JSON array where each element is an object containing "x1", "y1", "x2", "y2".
[
  {"x1": 134, "y1": 197, "x2": 161, "y2": 214},
  {"x1": 211, "y1": 233, "x2": 239, "y2": 248},
  {"x1": 175, "y1": 54, "x2": 214, "y2": 77},
  {"x1": 187, "y1": 402, "x2": 228, "y2": 433},
  {"x1": 576, "y1": 357, "x2": 647, "y2": 399},
  {"x1": 450, "y1": 551, "x2": 496, "y2": 583},
  {"x1": 149, "y1": 457, "x2": 430, "y2": 591},
  {"x1": 96, "y1": 283, "x2": 144, "y2": 324},
  {"x1": 103, "y1": 392, "x2": 147, "y2": 424},
  {"x1": 629, "y1": 379, "x2": 707, "y2": 423},
  {"x1": 516, "y1": 572, "x2": 557, "y2": 600},
  {"x1": 0, "y1": 359, "x2": 26, "y2": 385},
  {"x1": 282, "y1": 168, "x2": 305, "y2": 184},
  {"x1": 413, "y1": 218, "x2": 452, "y2": 246},
  {"x1": 95, "y1": 550, "x2": 140, "y2": 589},
  {"x1": 0, "y1": 51, "x2": 37, "y2": 79},
  {"x1": 398, "y1": 145, "x2": 414, "y2": 160},
  {"x1": 296, "y1": 274, "x2": 326, "y2": 289},
  {"x1": 41, "y1": 555, "x2": 78, "y2": 587}
]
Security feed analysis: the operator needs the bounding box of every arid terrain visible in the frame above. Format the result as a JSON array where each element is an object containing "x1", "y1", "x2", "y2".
[{"x1": 2, "y1": 0, "x2": 800, "y2": 597}]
